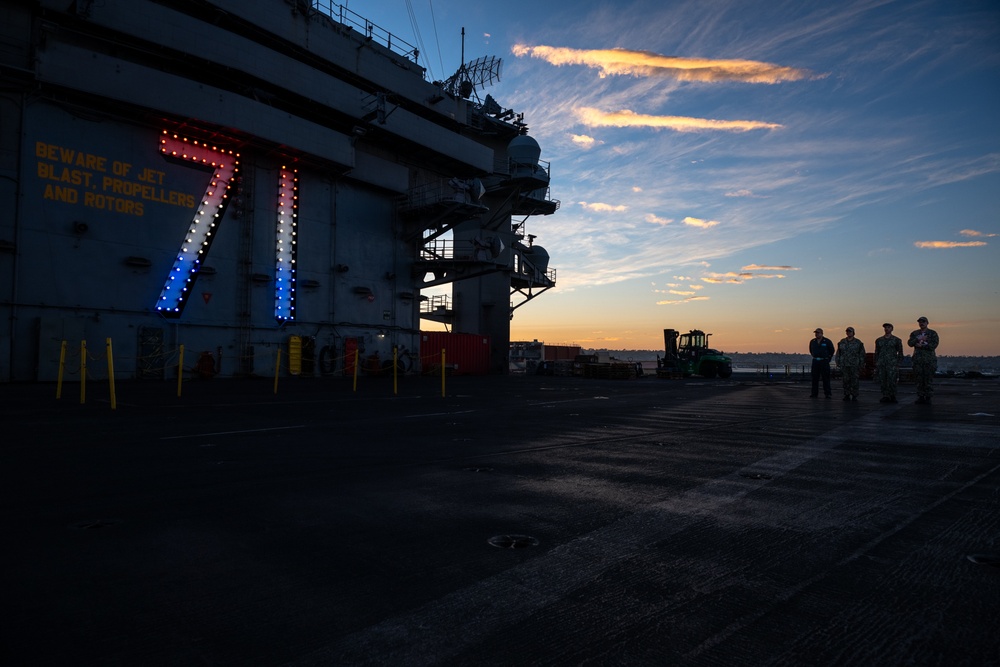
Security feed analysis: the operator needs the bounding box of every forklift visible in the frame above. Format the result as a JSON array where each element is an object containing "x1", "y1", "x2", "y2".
[{"x1": 656, "y1": 329, "x2": 733, "y2": 378}]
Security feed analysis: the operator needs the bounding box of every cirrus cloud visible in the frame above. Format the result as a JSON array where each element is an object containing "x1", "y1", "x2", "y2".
[
  {"x1": 702, "y1": 271, "x2": 753, "y2": 284},
  {"x1": 741, "y1": 264, "x2": 801, "y2": 271},
  {"x1": 725, "y1": 189, "x2": 768, "y2": 198},
  {"x1": 683, "y1": 216, "x2": 721, "y2": 228},
  {"x1": 571, "y1": 133, "x2": 600, "y2": 148},
  {"x1": 914, "y1": 241, "x2": 987, "y2": 248},
  {"x1": 657, "y1": 296, "x2": 711, "y2": 305},
  {"x1": 511, "y1": 44, "x2": 819, "y2": 84},
  {"x1": 580, "y1": 201, "x2": 629, "y2": 212},
  {"x1": 577, "y1": 108, "x2": 782, "y2": 133}
]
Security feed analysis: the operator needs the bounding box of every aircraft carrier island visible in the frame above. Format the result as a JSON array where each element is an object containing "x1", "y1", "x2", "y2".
[{"x1": 0, "y1": 0, "x2": 559, "y2": 382}]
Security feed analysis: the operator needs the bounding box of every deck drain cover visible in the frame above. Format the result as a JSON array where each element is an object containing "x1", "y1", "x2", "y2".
[{"x1": 488, "y1": 534, "x2": 539, "y2": 549}]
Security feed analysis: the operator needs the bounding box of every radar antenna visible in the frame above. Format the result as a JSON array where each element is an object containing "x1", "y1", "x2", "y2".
[{"x1": 443, "y1": 28, "x2": 502, "y2": 100}]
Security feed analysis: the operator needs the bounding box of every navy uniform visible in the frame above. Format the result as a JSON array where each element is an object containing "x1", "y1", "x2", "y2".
[
  {"x1": 809, "y1": 328, "x2": 834, "y2": 398},
  {"x1": 907, "y1": 316, "x2": 939, "y2": 404},
  {"x1": 836, "y1": 327, "x2": 866, "y2": 401},
  {"x1": 874, "y1": 323, "x2": 904, "y2": 403}
]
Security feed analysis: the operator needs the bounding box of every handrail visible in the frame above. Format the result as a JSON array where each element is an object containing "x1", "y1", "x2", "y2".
[{"x1": 307, "y1": 1, "x2": 420, "y2": 64}]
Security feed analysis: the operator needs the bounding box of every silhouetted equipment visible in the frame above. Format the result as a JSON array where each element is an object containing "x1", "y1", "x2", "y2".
[
  {"x1": 443, "y1": 55, "x2": 502, "y2": 99},
  {"x1": 657, "y1": 329, "x2": 733, "y2": 379}
]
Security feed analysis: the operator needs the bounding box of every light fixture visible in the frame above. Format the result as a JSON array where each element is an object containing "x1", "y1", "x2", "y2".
[
  {"x1": 155, "y1": 131, "x2": 239, "y2": 317},
  {"x1": 274, "y1": 165, "x2": 298, "y2": 322}
]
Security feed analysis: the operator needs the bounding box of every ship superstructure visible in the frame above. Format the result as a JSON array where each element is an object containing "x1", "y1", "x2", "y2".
[{"x1": 0, "y1": 0, "x2": 558, "y2": 381}]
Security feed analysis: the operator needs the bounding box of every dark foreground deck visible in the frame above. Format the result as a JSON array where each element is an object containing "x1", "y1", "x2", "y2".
[{"x1": 2, "y1": 374, "x2": 998, "y2": 666}]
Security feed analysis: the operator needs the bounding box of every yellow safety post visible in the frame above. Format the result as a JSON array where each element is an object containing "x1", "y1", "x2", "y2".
[
  {"x1": 177, "y1": 345, "x2": 185, "y2": 397},
  {"x1": 441, "y1": 348, "x2": 446, "y2": 398},
  {"x1": 393, "y1": 346, "x2": 398, "y2": 396},
  {"x1": 352, "y1": 348, "x2": 359, "y2": 393},
  {"x1": 273, "y1": 348, "x2": 282, "y2": 394},
  {"x1": 287, "y1": 335, "x2": 302, "y2": 376},
  {"x1": 106, "y1": 337, "x2": 117, "y2": 410},
  {"x1": 80, "y1": 339, "x2": 87, "y2": 404},
  {"x1": 56, "y1": 340, "x2": 67, "y2": 399}
]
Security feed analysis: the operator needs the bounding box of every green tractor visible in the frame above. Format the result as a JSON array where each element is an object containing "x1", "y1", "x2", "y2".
[{"x1": 656, "y1": 328, "x2": 733, "y2": 379}]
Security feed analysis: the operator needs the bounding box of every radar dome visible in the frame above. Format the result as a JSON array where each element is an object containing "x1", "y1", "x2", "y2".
[
  {"x1": 525, "y1": 244, "x2": 549, "y2": 273},
  {"x1": 508, "y1": 135, "x2": 541, "y2": 166}
]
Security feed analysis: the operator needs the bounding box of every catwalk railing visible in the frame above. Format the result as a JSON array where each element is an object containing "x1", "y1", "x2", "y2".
[{"x1": 307, "y1": 1, "x2": 420, "y2": 64}]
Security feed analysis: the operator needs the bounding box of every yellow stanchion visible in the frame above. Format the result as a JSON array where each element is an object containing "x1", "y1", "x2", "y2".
[
  {"x1": 106, "y1": 337, "x2": 117, "y2": 410},
  {"x1": 177, "y1": 344, "x2": 185, "y2": 397},
  {"x1": 441, "y1": 348, "x2": 446, "y2": 398},
  {"x1": 80, "y1": 339, "x2": 87, "y2": 405},
  {"x1": 274, "y1": 348, "x2": 282, "y2": 394},
  {"x1": 287, "y1": 335, "x2": 302, "y2": 376},
  {"x1": 352, "y1": 348, "x2": 359, "y2": 392},
  {"x1": 393, "y1": 346, "x2": 398, "y2": 396},
  {"x1": 56, "y1": 340, "x2": 67, "y2": 399}
]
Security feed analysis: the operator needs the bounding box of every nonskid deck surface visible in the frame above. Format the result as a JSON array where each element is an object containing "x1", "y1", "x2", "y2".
[{"x1": 2, "y1": 375, "x2": 998, "y2": 666}]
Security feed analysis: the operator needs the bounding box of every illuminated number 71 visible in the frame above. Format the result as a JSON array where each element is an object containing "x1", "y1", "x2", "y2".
[{"x1": 155, "y1": 133, "x2": 298, "y2": 322}]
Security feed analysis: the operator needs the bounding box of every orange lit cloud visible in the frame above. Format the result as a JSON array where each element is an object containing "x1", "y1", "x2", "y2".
[
  {"x1": 741, "y1": 264, "x2": 800, "y2": 271},
  {"x1": 960, "y1": 229, "x2": 997, "y2": 238},
  {"x1": 580, "y1": 201, "x2": 628, "y2": 212},
  {"x1": 703, "y1": 271, "x2": 753, "y2": 284},
  {"x1": 914, "y1": 241, "x2": 988, "y2": 248},
  {"x1": 700, "y1": 267, "x2": 794, "y2": 284},
  {"x1": 571, "y1": 134, "x2": 600, "y2": 147},
  {"x1": 645, "y1": 213, "x2": 673, "y2": 225},
  {"x1": 683, "y1": 216, "x2": 721, "y2": 228},
  {"x1": 577, "y1": 108, "x2": 781, "y2": 133},
  {"x1": 657, "y1": 296, "x2": 711, "y2": 305},
  {"x1": 511, "y1": 45, "x2": 817, "y2": 84}
]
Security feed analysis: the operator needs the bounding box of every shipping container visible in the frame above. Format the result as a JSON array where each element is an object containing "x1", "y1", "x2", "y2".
[
  {"x1": 421, "y1": 332, "x2": 491, "y2": 375},
  {"x1": 545, "y1": 345, "x2": 582, "y2": 361}
]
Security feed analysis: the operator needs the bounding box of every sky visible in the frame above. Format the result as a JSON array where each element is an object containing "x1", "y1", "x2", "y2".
[{"x1": 351, "y1": 0, "x2": 999, "y2": 356}]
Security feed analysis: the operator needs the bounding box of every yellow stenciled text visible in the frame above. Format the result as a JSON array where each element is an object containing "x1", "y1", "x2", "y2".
[{"x1": 36, "y1": 140, "x2": 197, "y2": 217}]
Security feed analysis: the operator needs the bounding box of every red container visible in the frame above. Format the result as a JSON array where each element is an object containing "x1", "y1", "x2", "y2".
[
  {"x1": 420, "y1": 331, "x2": 491, "y2": 375},
  {"x1": 544, "y1": 345, "x2": 582, "y2": 361}
]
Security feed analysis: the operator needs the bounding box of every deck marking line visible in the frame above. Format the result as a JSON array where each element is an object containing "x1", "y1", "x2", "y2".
[
  {"x1": 160, "y1": 425, "x2": 306, "y2": 440},
  {"x1": 402, "y1": 410, "x2": 476, "y2": 418}
]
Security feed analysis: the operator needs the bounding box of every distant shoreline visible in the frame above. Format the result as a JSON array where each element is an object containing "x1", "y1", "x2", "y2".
[{"x1": 586, "y1": 350, "x2": 1000, "y2": 373}]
